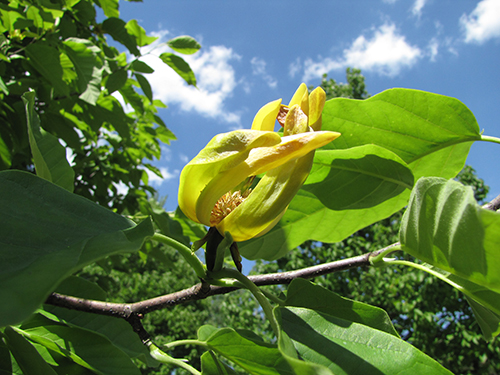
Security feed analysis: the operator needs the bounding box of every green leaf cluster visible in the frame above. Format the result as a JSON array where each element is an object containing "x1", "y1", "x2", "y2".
[{"x1": 0, "y1": 0, "x2": 200, "y2": 213}]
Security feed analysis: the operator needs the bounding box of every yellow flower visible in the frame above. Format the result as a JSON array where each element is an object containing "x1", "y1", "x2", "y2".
[{"x1": 178, "y1": 83, "x2": 340, "y2": 243}]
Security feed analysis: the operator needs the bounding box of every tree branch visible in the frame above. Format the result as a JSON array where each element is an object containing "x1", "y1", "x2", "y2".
[
  {"x1": 45, "y1": 245, "x2": 395, "y2": 317},
  {"x1": 483, "y1": 192, "x2": 500, "y2": 211}
]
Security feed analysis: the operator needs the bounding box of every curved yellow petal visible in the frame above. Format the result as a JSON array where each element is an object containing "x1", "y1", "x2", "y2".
[
  {"x1": 218, "y1": 151, "x2": 314, "y2": 244},
  {"x1": 251, "y1": 98, "x2": 282, "y2": 131},
  {"x1": 289, "y1": 83, "x2": 309, "y2": 116},
  {"x1": 195, "y1": 130, "x2": 340, "y2": 225},
  {"x1": 178, "y1": 130, "x2": 281, "y2": 224},
  {"x1": 308, "y1": 87, "x2": 326, "y2": 131}
]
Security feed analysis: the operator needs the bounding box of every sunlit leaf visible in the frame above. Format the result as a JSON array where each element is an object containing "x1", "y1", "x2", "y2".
[
  {"x1": 400, "y1": 177, "x2": 500, "y2": 294},
  {"x1": 102, "y1": 17, "x2": 139, "y2": 56},
  {"x1": 0, "y1": 171, "x2": 154, "y2": 327},
  {"x1": 125, "y1": 19, "x2": 157, "y2": 47},
  {"x1": 135, "y1": 73, "x2": 153, "y2": 102},
  {"x1": 99, "y1": 0, "x2": 119, "y2": 18},
  {"x1": 302, "y1": 145, "x2": 413, "y2": 210},
  {"x1": 280, "y1": 307, "x2": 453, "y2": 374}
]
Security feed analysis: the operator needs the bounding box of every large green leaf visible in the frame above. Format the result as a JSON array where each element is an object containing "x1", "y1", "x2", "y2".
[
  {"x1": 322, "y1": 88, "x2": 480, "y2": 174},
  {"x1": 12, "y1": 325, "x2": 140, "y2": 375},
  {"x1": 99, "y1": 0, "x2": 119, "y2": 18},
  {"x1": 279, "y1": 307, "x2": 453, "y2": 375},
  {"x1": 42, "y1": 276, "x2": 158, "y2": 367},
  {"x1": 125, "y1": 19, "x2": 157, "y2": 47},
  {"x1": 400, "y1": 177, "x2": 500, "y2": 294},
  {"x1": 0, "y1": 171, "x2": 154, "y2": 327},
  {"x1": 284, "y1": 279, "x2": 398, "y2": 337},
  {"x1": 198, "y1": 325, "x2": 293, "y2": 375},
  {"x1": 159, "y1": 52, "x2": 197, "y2": 86},
  {"x1": 23, "y1": 92, "x2": 75, "y2": 192},
  {"x1": 200, "y1": 351, "x2": 240, "y2": 375},
  {"x1": 2, "y1": 327, "x2": 58, "y2": 375},
  {"x1": 239, "y1": 189, "x2": 409, "y2": 260},
  {"x1": 102, "y1": 17, "x2": 140, "y2": 56},
  {"x1": 302, "y1": 146, "x2": 413, "y2": 210},
  {"x1": 241, "y1": 89, "x2": 479, "y2": 259},
  {"x1": 466, "y1": 296, "x2": 500, "y2": 341}
]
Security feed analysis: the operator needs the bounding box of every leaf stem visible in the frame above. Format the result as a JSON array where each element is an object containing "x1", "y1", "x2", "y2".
[
  {"x1": 149, "y1": 344, "x2": 201, "y2": 375},
  {"x1": 163, "y1": 339, "x2": 208, "y2": 349},
  {"x1": 480, "y1": 135, "x2": 500, "y2": 145},
  {"x1": 210, "y1": 268, "x2": 280, "y2": 338},
  {"x1": 152, "y1": 233, "x2": 206, "y2": 279}
]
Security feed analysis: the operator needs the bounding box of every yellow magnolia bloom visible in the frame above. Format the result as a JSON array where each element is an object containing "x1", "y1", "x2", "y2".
[{"x1": 178, "y1": 83, "x2": 340, "y2": 244}]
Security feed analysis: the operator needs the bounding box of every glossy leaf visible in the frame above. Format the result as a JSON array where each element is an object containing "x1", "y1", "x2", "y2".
[
  {"x1": 284, "y1": 279, "x2": 398, "y2": 337},
  {"x1": 322, "y1": 88, "x2": 480, "y2": 180},
  {"x1": 280, "y1": 307, "x2": 453, "y2": 375},
  {"x1": 125, "y1": 19, "x2": 157, "y2": 47},
  {"x1": 2, "y1": 327, "x2": 58, "y2": 375},
  {"x1": 400, "y1": 177, "x2": 500, "y2": 294},
  {"x1": 167, "y1": 35, "x2": 201, "y2": 55},
  {"x1": 201, "y1": 351, "x2": 240, "y2": 375},
  {"x1": 159, "y1": 52, "x2": 197, "y2": 86},
  {"x1": 0, "y1": 170, "x2": 154, "y2": 327},
  {"x1": 302, "y1": 146, "x2": 413, "y2": 210},
  {"x1": 239, "y1": 189, "x2": 409, "y2": 260},
  {"x1": 99, "y1": 0, "x2": 119, "y2": 18},
  {"x1": 23, "y1": 92, "x2": 75, "y2": 192},
  {"x1": 198, "y1": 325, "x2": 293, "y2": 374},
  {"x1": 13, "y1": 325, "x2": 141, "y2": 375},
  {"x1": 241, "y1": 89, "x2": 479, "y2": 259}
]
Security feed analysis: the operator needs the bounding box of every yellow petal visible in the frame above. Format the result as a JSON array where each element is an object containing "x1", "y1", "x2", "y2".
[
  {"x1": 251, "y1": 98, "x2": 282, "y2": 131},
  {"x1": 289, "y1": 83, "x2": 309, "y2": 116},
  {"x1": 308, "y1": 87, "x2": 326, "y2": 131},
  {"x1": 218, "y1": 151, "x2": 314, "y2": 244},
  {"x1": 178, "y1": 130, "x2": 281, "y2": 224},
  {"x1": 195, "y1": 130, "x2": 340, "y2": 225}
]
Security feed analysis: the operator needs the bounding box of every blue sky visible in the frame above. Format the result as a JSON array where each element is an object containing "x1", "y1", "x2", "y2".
[{"x1": 115, "y1": 0, "x2": 500, "y2": 211}]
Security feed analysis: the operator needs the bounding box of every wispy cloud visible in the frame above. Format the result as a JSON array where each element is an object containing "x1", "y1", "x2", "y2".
[
  {"x1": 140, "y1": 31, "x2": 242, "y2": 124},
  {"x1": 411, "y1": 0, "x2": 428, "y2": 18},
  {"x1": 301, "y1": 23, "x2": 421, "y2": 81},
  {"x1": 146, "y1": 166, "x2": 179, "y2": 188},
  {"x1": 250, "y1": 57, "x2": 277, "y2": 89},
  {"x1": 460, "y1": 0, "x2": 500, "y2": 44}
]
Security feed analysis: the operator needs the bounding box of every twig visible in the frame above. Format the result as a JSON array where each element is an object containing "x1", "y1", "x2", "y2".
[
  {"x1": 45, "y1": 245, "x2": 393, "y2": 316},
  {"x1": 483, "y1": 193, "x2": 500, "y2": 211}
]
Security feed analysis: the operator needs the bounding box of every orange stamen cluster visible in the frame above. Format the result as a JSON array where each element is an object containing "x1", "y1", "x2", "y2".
[{"x1": 210, "y1": 189, "x2": 251, "y2": 226}]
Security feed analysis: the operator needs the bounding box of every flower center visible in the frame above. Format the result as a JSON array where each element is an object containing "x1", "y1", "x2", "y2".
[{"x1": 210, "y1": 189, "x2": 251, "y2": 226}]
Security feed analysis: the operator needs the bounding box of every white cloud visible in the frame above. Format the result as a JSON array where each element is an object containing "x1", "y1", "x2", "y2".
[
  {"x1": 146, "y1": 166, "x2": 179, "y2": 188},
  {"x1": 288, "y1": 57, "x2": 302, "y2": 78},
  {"x1": 460, "y1": 0, "x2": 500, "y2": 44},
  {"x1": 382, "y1": 0, "x2": 398, "y2": 3},
  {"x1": 411, "y1": 0, "x2": 428, "y2": 18},
  {"x1": 428, "y1": 37, "x2": 439, "y2": 61},
  {"x1": 250, "y1": 57, "x2": 277, "y2": 89},
  {"x1": 303, "y1": 23, "x2": 421, "y2": 80},
  {"x1": 140, "y1": 32, "x2": 242, "y2": 124}
]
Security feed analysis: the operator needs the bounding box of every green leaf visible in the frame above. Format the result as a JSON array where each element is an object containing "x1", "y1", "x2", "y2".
[
  {"x1": 102, "y1": 17, "x2": 140, "y2": 56},
  {"x1": 199, "y1": 325, "x2": 293, "y2": 375},
  {"x1": 99, "y1": 0, "x2": 119, "y2": 18},
  {"x1": 135, "y1": 73, "x2": 153, "y2": 102},
  {"x1": 23, "y1": 91, "x2": 75, "y2": 192},
  {"x1": 25, "y1": 43, "x2": 69, "y2": 96},
  {"x1": 279, "y1": 307, "x2": 453, "y2": 375},
  {"x1": 106, "y1": 69, "x2": 128, "y2": 93},
  {"x1": 2, "y1": 327, "x2": 58, "y2": 375},
  {"x1": 201, "y1": 351, "x2": 240, "y2": 375},
  {"x1": 42, "y1": 277, "x2": 158, "y2": 367},
  {"x1": 63, "y1": 38, "x2": 103, "y2": 105},
  {"x1": 284, "y1": 279, "x2": 398, "y2": 337},
  {"x1": 125, "y1": 19, "x2": 157, "y2": 47},
  {"x1": 159, "y1": 52, "x2": 197, "y2": 86},
  {"x1": 130, "y1": 60, "x2": 154, "y2": 74},
  {"x1": 167, "y1": 35, "x2": 201, "y2": 55},
  {"x1": 13, "y1": 325, "x2": 141, "y2": 375},
  {"x1": 302, "y1": 145, "x2": 413, "y2": 210},
  {"x1": 466, "y1": 296, "x2": 500, "y2": 341},
  {"x1": 0, "y1": 170, "x2": 154, "y2": 327},
  {"x1": 322, "y1": 88, "x2": 480, "y2": 180},
  {"x1": 400, "y1": 177, "x2": 500, "y2": 294},
  {"x1": 239, "y1": 190, "x2": 409, "y2": 260}
]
